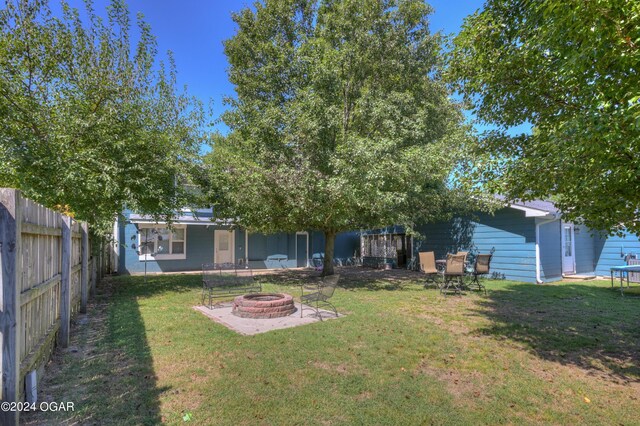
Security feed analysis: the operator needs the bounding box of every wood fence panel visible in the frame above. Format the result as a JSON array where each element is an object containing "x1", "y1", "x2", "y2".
[
  {"x1": 19, "y1": 198, "x2": 63, "y2": 368},
  {"x1": 59, "y1": 216, "x2": 71, "y2": 348},
  {"x1": 81, "y1": 223, "x2": 88, "y2": 313},
  {"x1": 70, "y1": 222, "x2": 82, "y2": 316},
  {"x1": 0, "y1": 189, "x2": 98, "y2": 424}
]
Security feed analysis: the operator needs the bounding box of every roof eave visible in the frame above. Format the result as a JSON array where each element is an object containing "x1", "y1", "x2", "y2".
[{"x1": 508, "y1": 204, "x2": 557, "y2": 218}]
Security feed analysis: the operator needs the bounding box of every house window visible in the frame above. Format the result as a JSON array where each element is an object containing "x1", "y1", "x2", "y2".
[{"x1": 138, "y1": 225, "x2": 187, "y2": 260}]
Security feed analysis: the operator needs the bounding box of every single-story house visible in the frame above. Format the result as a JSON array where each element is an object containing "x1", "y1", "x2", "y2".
[
  {"x1": 114, "y1": 209, "x2": 360, "y2": 274},
  {"x1": 363, "y1": 200, "x2": 640, "y2": 283}
]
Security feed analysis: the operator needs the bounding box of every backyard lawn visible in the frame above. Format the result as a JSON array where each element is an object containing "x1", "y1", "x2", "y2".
[{"x1": 24, "y1": 269, "x2": 640, "y2": 425}]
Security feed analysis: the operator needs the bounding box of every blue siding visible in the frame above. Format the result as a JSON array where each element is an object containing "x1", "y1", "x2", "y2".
[
  {"x1": 235, "y1": 229, "x2": 246, "y2": 263},
  {"x1": 296, "y1": 234, "x2": 308, "y2": 267},
  {"x1": 415, "y1": 208, "x2": 539, "y2": 283},
  {"x1": 310, "y1": 231, "x2": 325, "y2": 258},
  {"x1": 334, "y1": 231, "x2": 360, "y2": 258},
  {"x1": 247, "y1": 232, "x2": 297, "y2": 269},
  {"x1": 119, "y1": 212, "x2": 359, "y2": 273},
  {"x1": 594, "y1": 231, "x2": 640, "y2": 276},
  {"x1": 306, "y1": 231, "x2": 360, "y2": 259},
  {"x1": 574, "y1": 224, "x2": 596, "y2": 274},
  {"x1": 538, "y1": 220, "x2": 562, "y2": 281},
  {"x1": 120, "y1": 221, "x2": 215, "y2": 274}
]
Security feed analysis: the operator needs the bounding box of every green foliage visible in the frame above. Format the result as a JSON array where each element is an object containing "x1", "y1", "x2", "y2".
[
  {"x1": 0, "y1": 0, "x2": 205, "y2": 233},
  {"x1": 448, "y1": 0, "x2": 640, "y2": 235},
  {"x1": 206, "y1": 0, "x2": 474, "y2": 272}
]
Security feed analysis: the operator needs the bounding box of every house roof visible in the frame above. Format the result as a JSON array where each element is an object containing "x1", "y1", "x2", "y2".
[
  {"x1": 510, "y1": 199, "x2": 559, "y2": 215},
  {"x1": 496, "y1": 196, "x2": 559, "y2": 218},
  {"x1": 128, "y1": 209, "x2": 233, "y2": 226}
]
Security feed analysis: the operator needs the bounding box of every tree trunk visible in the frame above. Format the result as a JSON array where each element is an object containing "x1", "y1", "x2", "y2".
[{"x1": 322, "y1": 230, "x2": 336, "y2": 276}]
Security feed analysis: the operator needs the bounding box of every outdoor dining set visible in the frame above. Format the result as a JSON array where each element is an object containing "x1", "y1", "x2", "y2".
[{"x1": 418, "y1": 251, "x2": 493, "y2": 295}]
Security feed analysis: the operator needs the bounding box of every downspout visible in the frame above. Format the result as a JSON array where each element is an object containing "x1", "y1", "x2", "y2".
[
  {"x1": 112, "y1": 216, "x2": 119, "y2": 274},
  {"x1": 245, "y1": 230, "x2": 249, "y2": 266},
  {"x1": 535, "y1": 217, "x2": 559, "y2": 284}
]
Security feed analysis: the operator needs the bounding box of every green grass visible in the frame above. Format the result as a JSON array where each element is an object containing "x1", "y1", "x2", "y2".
[{"x1": 24, "y1": 270, "x2": 640, "y2": 425}]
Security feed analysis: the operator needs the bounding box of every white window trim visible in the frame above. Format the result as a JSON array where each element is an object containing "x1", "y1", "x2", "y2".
[{"x1": 138, "y1": 224, "x2": 187, "y2": 261}]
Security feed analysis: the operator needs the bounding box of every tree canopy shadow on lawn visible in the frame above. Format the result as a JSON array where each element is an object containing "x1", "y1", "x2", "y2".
[
  {"x1": 257, "y1": 266, "x2": 423, "y2": 291},
  {"x1": 22, "y1": 275, "x2": 196, "y2": 425},
  {"x1": 473, "y1": 282, "x2": 640, "y2": 383}
]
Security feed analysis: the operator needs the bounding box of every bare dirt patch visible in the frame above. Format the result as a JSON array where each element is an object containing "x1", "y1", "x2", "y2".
[{"x1": 417, "y1": 360, "x2": 488, "y2": 403}]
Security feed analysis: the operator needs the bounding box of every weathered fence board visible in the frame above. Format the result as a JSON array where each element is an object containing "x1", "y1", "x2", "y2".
[
  {"x1": 0, "y1": 189, "x2": 99, "y2": 425},
  {"x1": 0, "y1": 189, "x2": 22, "y2": 425}
]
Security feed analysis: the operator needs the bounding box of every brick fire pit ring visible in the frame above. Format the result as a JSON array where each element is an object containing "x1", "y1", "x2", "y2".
[{"x1": 231, "y1": 293, "x2": 296, "y2": 319}]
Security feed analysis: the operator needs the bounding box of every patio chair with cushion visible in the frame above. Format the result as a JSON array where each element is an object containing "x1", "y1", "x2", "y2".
[
  {"x1": 418, "y1": 251, "x2": 441, "y2": 288},
  {"x1": 442, "y1": 253, "x2": 467, "y2": 296},
  {"x1": 300, "y1": 274, "x2": 340, "y2": 320},
  {"x1": 470, "y1": 254, "x2": 492, "y2": 294}
]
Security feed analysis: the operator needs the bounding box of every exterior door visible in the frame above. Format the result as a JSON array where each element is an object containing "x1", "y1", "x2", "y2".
[
  {"x1": 296, "y1": 233, "x2": 308, "y2": 267},
  {"x1": 214, "y1": 230, "x2": 234, "y2": 264},
  {"x1": 561, "y1": 223, "x2": 575, "y2": 274}
]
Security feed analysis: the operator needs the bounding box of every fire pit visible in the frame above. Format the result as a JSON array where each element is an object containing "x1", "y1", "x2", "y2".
[{"x1": 232, "y1": 293, "x2": 296, "y2": 319}]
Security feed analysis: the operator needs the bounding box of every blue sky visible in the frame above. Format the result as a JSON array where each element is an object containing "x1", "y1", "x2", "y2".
[
  {"x1": 81, "y1": 0, "x2": 484, "y2": 112},
  {"x1": 55, "y1": 1, "x2": 530, "y2": 136}
]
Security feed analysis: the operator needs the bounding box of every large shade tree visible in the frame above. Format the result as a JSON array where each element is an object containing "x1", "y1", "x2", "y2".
[
  {"x1": 0, "y1": 0, "x2": 204, "y2": 233},
  {"x1": 206, "y1": 0, "x2": 473, "y2": 275},
  {"x1": 448, "y1": 0, "x2": 640, "y2": 235}
]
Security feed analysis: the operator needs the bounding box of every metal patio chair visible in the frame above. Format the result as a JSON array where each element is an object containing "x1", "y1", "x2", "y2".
[
  {"x1": 418, "y1": 251, "x2": 441, "y2": 288},
  {"x1": 201, "y1": 263, "x2": 260, "y2": 308},
  {"x1": 300, "y1": 274, "x2": 340, "y2": 320},
  {"x1": 469, "y1": 254, "x2": 492, "y2": 294},
  {"x1": 441, "y1": 253, "x2": 467, "y2": 296}
]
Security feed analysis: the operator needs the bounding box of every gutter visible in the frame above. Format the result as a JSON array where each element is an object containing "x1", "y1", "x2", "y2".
[{"x1": 535, "y1": 217, "x2": 559, "y2": 284}]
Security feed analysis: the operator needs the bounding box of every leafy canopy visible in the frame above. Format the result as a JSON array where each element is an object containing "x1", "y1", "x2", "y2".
[
  {"x1": 0, "y1": 0, "x2": 205, "y2": 233},
  {"x1": 206, "y1": 0, "x2": 472, "y2": 272},
  {"x1": 448, "y1": 0, "x2": 640, "y2": 234}
]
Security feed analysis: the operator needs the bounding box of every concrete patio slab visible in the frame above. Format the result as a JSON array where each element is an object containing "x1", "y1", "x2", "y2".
[{"x1": 193, "y1": 302, "x2": 344, "y2": 335}]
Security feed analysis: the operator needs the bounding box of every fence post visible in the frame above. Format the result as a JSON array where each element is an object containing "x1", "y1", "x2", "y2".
[
  {"x1": 91, "y1": 255, "x2": 97, "y2": 297},
  {"x1": 0, "y1": 189, "x2": 22, "y2": 426},
  {"x1": 58, "y1": 216, "x2": 71, "y2": 348},
  {"x1": 80, "y1": 222, "x2": 88, "y2": 313},
  {"x1": 97, "y1": 240, "x2": 102, "y2": 281}
]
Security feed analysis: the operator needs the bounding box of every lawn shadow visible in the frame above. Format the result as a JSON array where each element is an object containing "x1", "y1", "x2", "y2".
[
  {"x1": 255, "y1": 266, "x2": 423, "y2": 291},
  {"x1": 118, "y1": 273, "x2": 202, "y2": 297},
  {"x1": 23, "y1": 276, "x2": 171, "y2": 425},
  {"x1": 474, "y1": 282, "x2": 640, "y2": 383}
]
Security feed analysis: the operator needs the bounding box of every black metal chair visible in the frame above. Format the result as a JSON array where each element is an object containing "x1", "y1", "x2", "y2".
[
  {"x1": 201, "y1": 263, "x2": 259, "y2": 308},
  {"x1": 202, "y1": 263, "x2": 219, "y2": 307},
  {"x1": 469, "y1": 254, "x2": 492, "y2": 294},
  {"x1": 300, "y1": 274, "x2": 340, "y2": 320}
]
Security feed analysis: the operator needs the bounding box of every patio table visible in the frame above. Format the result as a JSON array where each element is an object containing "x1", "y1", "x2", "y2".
[
  {"x1": 609, "y1": 265, "x2": 640, "y2": 296},
  {"x1": 271, "y1": 255, "x2": 288, "y2": 269}
]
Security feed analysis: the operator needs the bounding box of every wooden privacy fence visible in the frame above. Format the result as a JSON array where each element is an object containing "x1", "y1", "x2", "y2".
[{"x1": 0, "y1": 189, "x2": 103, "y2": 425}]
